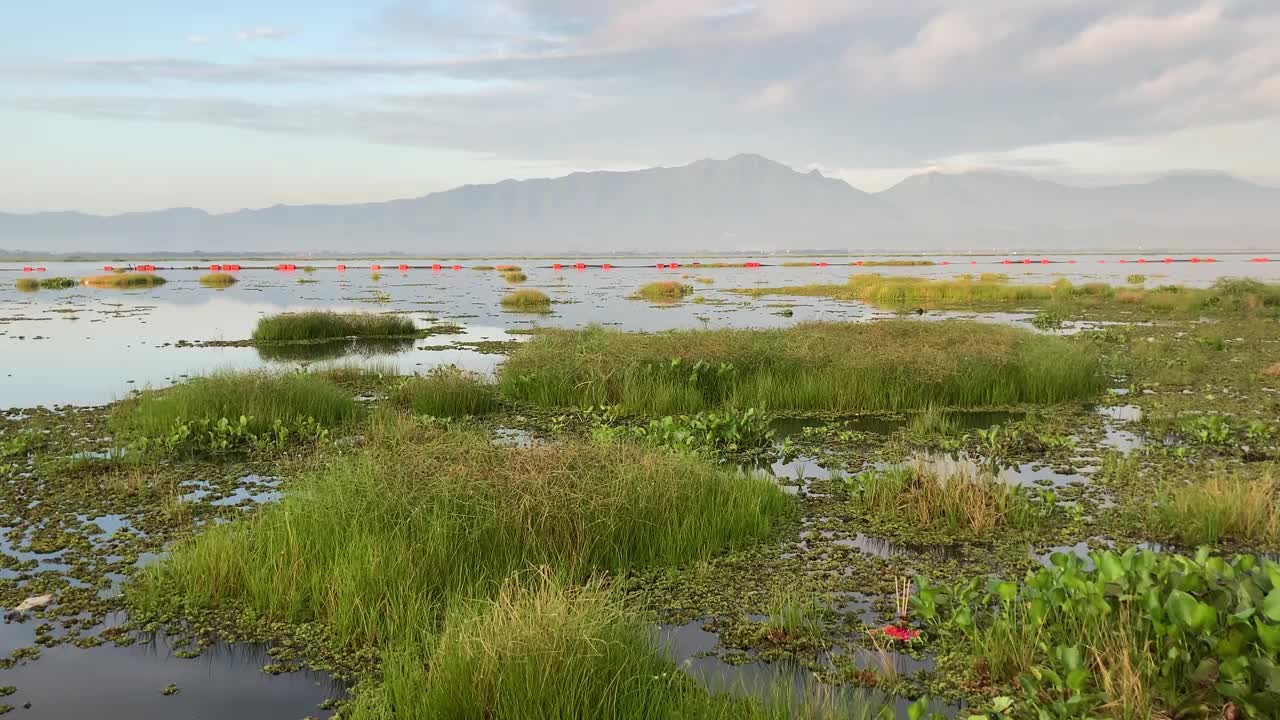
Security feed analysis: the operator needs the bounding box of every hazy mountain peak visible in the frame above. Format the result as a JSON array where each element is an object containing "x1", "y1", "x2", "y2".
[{"x1": 2, "y1": 154, "x2": 1277, "y2": 254}]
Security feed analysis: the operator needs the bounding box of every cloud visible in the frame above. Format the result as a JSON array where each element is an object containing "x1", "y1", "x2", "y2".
[
  {"x1": 1034, "y1": 3, "x2": 1224, "y2": 71},
  {"x1": 235, "y1": 27, "x2": 289, "y2": 42},
  {"x1": 6, "y1": 0, "x2": 1280, "y2": 187},
  {"x1": 740, "y1": 82, "x2": 792, "y2": 111}
]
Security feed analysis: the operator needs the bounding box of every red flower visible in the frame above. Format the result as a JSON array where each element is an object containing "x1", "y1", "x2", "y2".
[{"x1": 882, "y1": 625, "x2": 921, "y2": 643}]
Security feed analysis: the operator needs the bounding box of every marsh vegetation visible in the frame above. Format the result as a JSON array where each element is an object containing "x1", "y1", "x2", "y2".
[{"x1": 251, "y1": 311, "x2": 417, "y2": 343}]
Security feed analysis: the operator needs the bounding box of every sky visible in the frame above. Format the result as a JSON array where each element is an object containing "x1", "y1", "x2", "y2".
[{"x1": 2, "y1": 0, "x2": 1278, "y2": 214}]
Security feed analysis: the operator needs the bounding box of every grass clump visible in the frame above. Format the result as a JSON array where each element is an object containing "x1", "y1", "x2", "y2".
[
  {"x1": 502, "y1": 271, "x2": 527, "y2": 283},
  {"x1": 471, "y1": 265, "x2": 496, "y2": 271},
  {"x1": 501, "y1": 288, "x2": 552, "y2": 312},
  {"x1": 393, "y1": 366, "x2": 498, "y2": 417},
  {"x1": 131, "y1": 414, "x2": 790, "y2": 651},
  {"x1": 499, "y1": 321, "x2": 1103, "y2": 414},
  {"x1": 199, "y1": 273, "x2": 238, "y2": 288},
  {"x1": 15, "y1": 278, "x2": 39, "y2": 291},
  {"x1": 251, "y1": 311, "x2": 416, "y2": 343},
  {"x1": 858, "y1": 259, "x2": 934, "y2": 267},
  {"x1": 1153, "y1": 472, "x2": 1280, "y2": 546},
  {"x1": 847, "y1": 455, "x2": 1050, "y2": 537},
  {"x1": 81, "y1": 272, "x2": 167, "y2": 288},
  {"x1": 1127, "y1": 274, "x2": 1146, "y2": 284},
  {"x1": 111, "y1": 371, "x2": 357, "y2": 452},
  {"x1": 634, "y1": 281, "x2": 694, "y2": 303},
  {"x1": 38, "y1": 277, "x2": 77, "y2": 289}
]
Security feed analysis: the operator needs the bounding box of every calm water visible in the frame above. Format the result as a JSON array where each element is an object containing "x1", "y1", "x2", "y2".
[{"x1": 3, "y1": 254, "x2": 1277, "y2": 408}]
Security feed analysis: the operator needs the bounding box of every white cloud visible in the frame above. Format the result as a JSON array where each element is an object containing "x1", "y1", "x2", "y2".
[
  {"x1": 740, "y1": 81, "x2": 792, "y2": 111},
  {"x1": 1034, "y1": 2, "x2": 1224, "y2": 71},
  {"x1": 235, "y1": 27, "x2": 289, "y2": 42}
]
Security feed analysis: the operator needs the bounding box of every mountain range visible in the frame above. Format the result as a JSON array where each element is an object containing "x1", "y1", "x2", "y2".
[{"x1": 3, "y1": 154, "x2": 1277, "y2": 255}]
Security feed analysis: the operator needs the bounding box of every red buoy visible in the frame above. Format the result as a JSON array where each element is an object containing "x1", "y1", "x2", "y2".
[
  {"x1": 210, "y1": 264, "x2": 221, "y2": 271},
  {"x1": 336, "y1": 264, "x2": 347, "y2": 271},
  {"x1": 656, "y1": 263, "x2": 666, "y2": 269},
  {"x1": 575, "y1": 263, "x2": 586, "y2": 270},
  {"x1": 371, "y1": 264, "x2": 381, "y2": 271},
  {"x1": 452, "y1": 264, "x2": 461, "y2": 270},
  {"x1": 431, "y1": 264, "x2": 441, "y2": 271},
  {"x1": 553, "y1": 263, "x2": 563, "y2": 270},
  {"x1": 602, "y1": 263, "x2": 612, "y2": 270},
  {"x1": 103, "y1": 265, "x2": 114, "y2": 271},
  {"x1": 398, "y1": 264, "x2": 409, "y2": 271}
]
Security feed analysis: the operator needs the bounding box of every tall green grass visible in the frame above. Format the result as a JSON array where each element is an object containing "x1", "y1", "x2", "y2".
[
  {"x1": 132, "y1": 415, "x2": 790, "y2": 650},
  {"x1": 251, "y1": 311, "x2": 416, "y2": 343},
  {"x1": 112, "y1": 371, "x2": 357, "y2": 441},
  {"x1": 499, "y1": 321, "x2": 1104, "y2": 414},
  {"x1": 15, "y1": 278, "x2": 39, "y2": 291},
  {"x1": 82, "y1": 272, "x2": 167, "y2": 288},
  {"x1": 38, "y1": 277, "x2": 77, "y2": 289},
  {"x1": 502, "y1": 271, "x2": 528, "y2": 283},
  {"x1": 393, "y1": 366, "x2": 498, "y2": 417},
  {"x1": 352, "y1": 573, "x2": 902, "y2": 720}
]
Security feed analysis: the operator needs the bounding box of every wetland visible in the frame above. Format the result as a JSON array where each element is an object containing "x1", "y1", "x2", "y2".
[{"x1": 3, "y1": 255, "x2": 1280, "y2": 718}]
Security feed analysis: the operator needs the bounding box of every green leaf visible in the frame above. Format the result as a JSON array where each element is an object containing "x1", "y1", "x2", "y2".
[
  {"x1": 1263, "y1": 588, "x2": 1280, "y2": 622},
  {"x1": 1096, "y1": 552, "x2": 1125, "y2": 584},
  {"x1": 1256, "y1": 620, "x2": 1280, "y2": 652}
]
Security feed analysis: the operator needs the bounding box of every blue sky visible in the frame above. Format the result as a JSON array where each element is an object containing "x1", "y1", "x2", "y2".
[{"x1": 3, "y1": 0, "x2": 1278, "y2": 213}]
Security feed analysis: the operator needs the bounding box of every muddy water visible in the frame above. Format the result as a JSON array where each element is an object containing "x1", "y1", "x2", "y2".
[
  {"x1": 1, "y1": 473, "x2": 343, "y2": 718},
  {"x1": 5, "y1": 253, "x2": 1275, "y2": 408},
  {"x1": 0, "y1": 618, "x2": 339, "y2": 719}
]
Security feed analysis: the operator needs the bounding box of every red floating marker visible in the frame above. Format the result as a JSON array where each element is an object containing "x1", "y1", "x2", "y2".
[
  {"x1": 553, "y1": 263, "x2": 563, "y2": 270},
  {"x1": 1137, "y1": 258, "x2": 1147, "y2": 264},
  {"x1": 1118, "y1": 259, "x2": 1127, "y2": 264},
  {"x1": 940, "y1": 260, "x2": 950, "y2": 265},
  {"x1": 1206, "y1": 257, "x2": 1217, "y2": 263},
  {"x1": 1040, "y1": 259, "x2": 1049, "y2": 264},
  {"x1": 670, "y1": 262, "x2": 680, "y2": 269},
  {"x1": 575, "y1": 263, "x2": 586, "y2": 270},
  {"x1": 22, "y1": 267, "x2": 33, "y2": 272},
  {"x1": 1001, "y1": 259, "x2": 1011, "y2": 265},
  {"x1": 210, "y1": 264, "x2": 222, "y2": 271},
  {"x1": 1022, "y1": 258, "x2": 1031, "y2": 265},
  {"x1": 602, "y1": 263, "x2": 612, "y2": 270},
  {"x1": 855, "y1": 260, "x2": 865, "y2": 266},
  {"x1": 452, "y1": 264, "x2": 461, "y2": 270},
  {"x1": 336, "y1": 264, "x2": 347, "y2": 271},
  {"x1": 431, "y1": 264, "x2": 441, "y2": 271},
  {"x1": 1098, "y1": 259, "x2": 1106, "y2": 264},
  {"x1": 398, "y1": 264, "x2": 409, "y2": 271},
  {"x1": 970, "y1": 260, "x2": 977, "y2": 265},
  {"x1": 1162, "y1": 257, "x2": 1173, "y2": 264},
  {"x1": 370, "y1": 264, "x2": 381, "y2": 271},
  {"x1": 103, "y1": 265, "x2": 114, "y2": 272},
  {"x1": 1068, "y1": 259, "x2": 1077, "y2": 264},
  {"x1": 1190, "y1": 257, "x2": 1200, "y2": 263},
  {"x1": 35, "y1": 267, "x2": 46, "y2": 272},
  {"x1": 655, "y1": 263, "x2": 665, "y2": 269}
]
